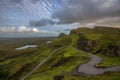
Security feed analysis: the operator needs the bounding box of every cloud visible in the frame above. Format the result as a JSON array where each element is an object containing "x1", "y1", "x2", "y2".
[
  {"x1": 0, "y1": 26, "x2": 50, "y2": 34},
  {"x1": 1, "y1": 0, "x2": 120, "y2": 27},
  {"x1": 40, "y1": 23, "x2": 81, "y2": 34},
  {"x1": 29, "y1": 18, "x2": 60, "y2": 27},
  {"x1": 10, "y1": 0, "x2": 22, "y2": 4},
  {"x1": 52, "y1": 0, "x2": 120, "y2": 26},
  {"x1": 0, "y1": 0, "x2": 63, "y2": 26},
  {"x1": 82, "y1": 17, "x2": 120, "y2": 28},
  {"x1": 0, "y1": 26, "x2": 33, "y2": 33},
  {"x1": 29, "y1": 19, "x2": 56, "y2": 27}
]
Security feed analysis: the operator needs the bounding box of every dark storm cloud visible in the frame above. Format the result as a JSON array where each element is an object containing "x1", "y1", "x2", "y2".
[
  {"x1": 29, "y1": 19, "x2": 55, "y2": 27},
  {"x1": 53, "y1": 0, "x2": 120, "y2": 24}
]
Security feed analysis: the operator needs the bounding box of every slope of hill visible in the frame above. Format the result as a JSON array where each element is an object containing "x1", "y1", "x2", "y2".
[
  {"x1": 25, "y1": 27, "x2": 120, "y2": 80},
  {"x1": 0, "y1": 27, "x2": 120, "y2": 80}
]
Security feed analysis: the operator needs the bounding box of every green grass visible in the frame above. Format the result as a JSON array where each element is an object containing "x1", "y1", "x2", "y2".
[
  {"x1": 0, "y1": 37, "x2": 54, "y2": 50},
  {"x1": 0, "y1": 37, "x2": 54, "y2": 80},
  {"x1": 97, "y1": 54, "x2": 120, "y2": 67},
  {"x1": 0, "y1": 48, "x2": 46, "y2": 79},
  {"x1": 69, "y1": 32, "x2": 79, "y2": 47},
  {"x1": 63, "y1": 72, "x2": 120, "y2": 80},
  {"x1": 85, "y1": 33, "x2": 103, "y2": 40},
  {"x1": 26, "y1": 47, "x2": 90, "y2": 80}
]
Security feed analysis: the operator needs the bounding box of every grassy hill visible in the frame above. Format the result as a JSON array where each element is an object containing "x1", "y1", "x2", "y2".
[
  {"x1": 26, "y1": 47, "x2": 90, "y2": 80},
  {"x1": 0, "y1": 27, "x2": 120, "y2": 80},
  {"x1": 72, "y1": 27, "x2": 120, "y2": 56}
]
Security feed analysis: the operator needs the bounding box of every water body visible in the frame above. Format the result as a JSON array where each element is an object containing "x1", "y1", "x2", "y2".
[
  {"x1": 16, "y1": 45, "x2": 37, "y2": 50},
  {"x1": 46, "y1": 41, "x2": 52, "y2": 44}
]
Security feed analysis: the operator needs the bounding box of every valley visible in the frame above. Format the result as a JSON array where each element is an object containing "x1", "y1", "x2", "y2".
[{"x1": 0, "y1": 27, "x2": 120, "y2": 80}]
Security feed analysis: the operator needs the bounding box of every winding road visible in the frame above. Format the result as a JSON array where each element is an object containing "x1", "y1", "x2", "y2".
[{"x1": 72, "y1": 48, "x2": 120, "y2": 76}]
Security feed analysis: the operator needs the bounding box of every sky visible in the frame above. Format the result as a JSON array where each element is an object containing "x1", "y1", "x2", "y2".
[{"x1": 0, "y1": 0, "x2": 120, "y2": 37}]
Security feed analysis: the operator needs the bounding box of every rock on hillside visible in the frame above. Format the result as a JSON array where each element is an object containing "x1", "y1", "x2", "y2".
[
  {"x1": 69, "y1": 27, "x2": 120, "y2": 56},
  {"x1": 58, "y1": 33, "x2": 67, "y2": 38}
]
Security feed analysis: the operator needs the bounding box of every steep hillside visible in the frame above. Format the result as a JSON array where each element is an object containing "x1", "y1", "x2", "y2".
[{"x1": 71, "y1": 27, "x2": 120, "y2": 56}]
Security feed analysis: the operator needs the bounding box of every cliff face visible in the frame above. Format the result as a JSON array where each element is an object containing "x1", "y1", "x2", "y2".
[
  {"x1": 77, "y1": 34, "x2": 97, "y2": 52},
  {"x1": 69, "y1": 27, "x2": 120, "y2": 56},
  {"x1": 76, "y1": 35, "x2": 120, "y2": 56},
  {"x1": 105, "y1": 44, "x2": 120, "y2": 56}
]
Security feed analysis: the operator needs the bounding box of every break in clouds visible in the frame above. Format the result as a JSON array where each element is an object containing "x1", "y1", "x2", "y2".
[{"x1": 0, "y1": 0, "x2": 120, "y2": 37}]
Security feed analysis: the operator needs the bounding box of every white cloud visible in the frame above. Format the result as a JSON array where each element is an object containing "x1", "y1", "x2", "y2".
[
  {"x1": 99, "y1": 0, "x2": 117, "y2": 11},
  {"x1": 17, "y1": 26, "x2": 30, "y2": 32},
  {"x1": 0, "y1": 26, "x2": 51, "y2": 34},
  {"x1": 32, "y1": 28, "x2": 39, "y2": 33}
]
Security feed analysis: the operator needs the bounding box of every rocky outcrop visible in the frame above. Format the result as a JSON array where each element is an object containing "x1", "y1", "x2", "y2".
[
  {"x1": 58, "y1": 33, "x2": 67, "y2": 38},
  {"x1": 76, "y1": 34, "x2": 120, "y2": 56},
  {"x1": 77, "y1": 34, "x2": 97, "y2": 52},
  {"x1": 106, "y1": 45, "x2": 120, "y2": 56}
]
